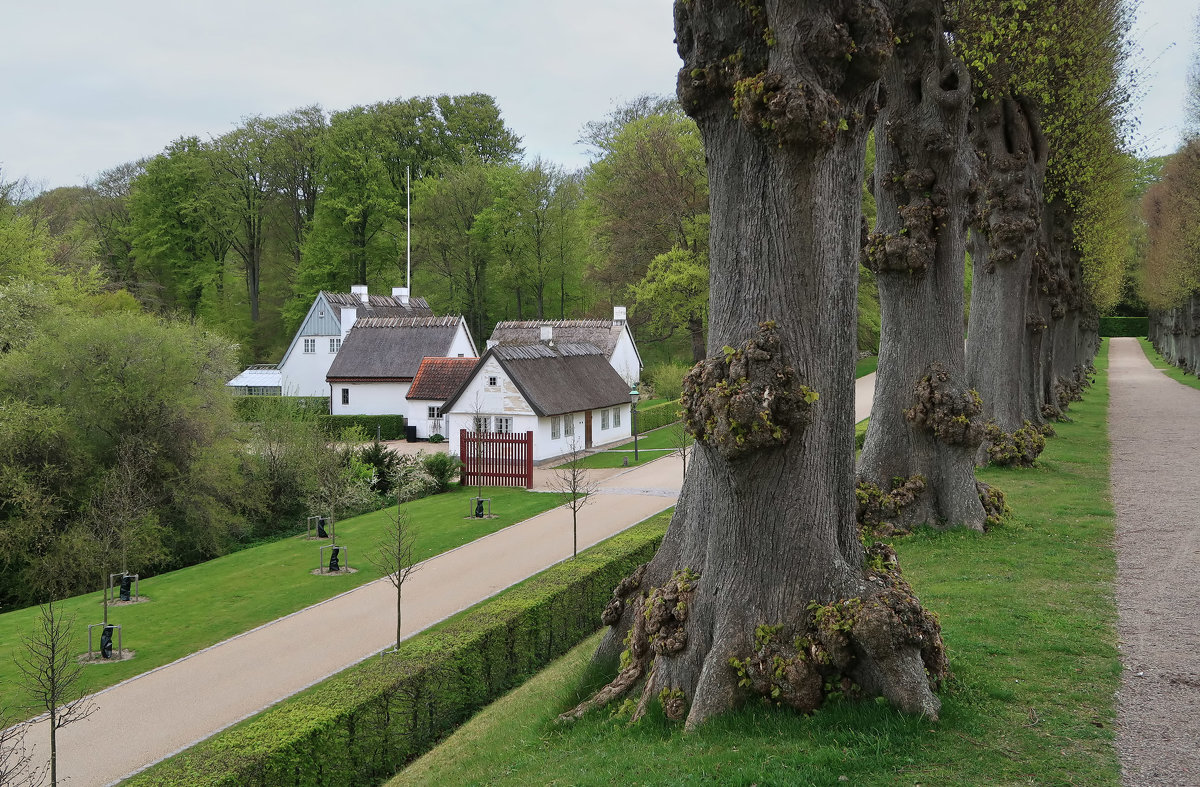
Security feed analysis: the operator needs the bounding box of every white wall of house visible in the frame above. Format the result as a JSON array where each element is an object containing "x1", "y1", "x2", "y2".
[
  {"x1": 408, "y1": 399, "x2": 448, "y2": 439},
  {"x1": 444, "y1": 357, "x2": 633, "y2": 462},
  {"x1": 281, "y1": 337, "x2": 344, "y2": 397},
  {"x1": 330, "y1": 381, "x2": 411, "y2": 416},
  {"x1": 609, "y1": 329, "x2": 642, "y2": 387},
  {"x1": 446, "y1": 324, "x2": 478, "y2": 359}
]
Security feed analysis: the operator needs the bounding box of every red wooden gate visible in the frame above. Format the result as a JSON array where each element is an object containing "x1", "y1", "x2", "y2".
[{"x1": 459, "y1": 430, "x2": 534, "y2": 489}]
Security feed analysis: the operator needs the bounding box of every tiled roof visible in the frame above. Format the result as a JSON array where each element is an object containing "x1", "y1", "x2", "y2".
[{"x1": 407, "y1": 357, "x2": 479, "y2": 401}]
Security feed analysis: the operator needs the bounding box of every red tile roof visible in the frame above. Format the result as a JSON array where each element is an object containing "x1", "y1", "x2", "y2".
[{"x1": 406, "y1": 356, "x2": 480, "y2": 401}]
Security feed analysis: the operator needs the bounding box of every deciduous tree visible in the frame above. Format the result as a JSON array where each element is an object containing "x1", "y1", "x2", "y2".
[{"x1": 570, "y1": 0, "x2": 948, "y2": 729}]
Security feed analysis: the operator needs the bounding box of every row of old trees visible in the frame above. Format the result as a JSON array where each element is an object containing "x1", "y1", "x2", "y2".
[
  {"x1": 571, "y1": 0, "x2": 1135, "y2": 730},
  {"x1": 0, "y1": 176, "x2": 397, "y2": 611},
  {"x1": 1145, "y1": 31, "x2": 1200, "y2": 366},
  {"x1": 1145, "y1": 143, "x2": 1200, "y2": 365}
]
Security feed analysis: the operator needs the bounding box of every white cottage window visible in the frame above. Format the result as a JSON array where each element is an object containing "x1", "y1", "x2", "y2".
[
  {"x1": 601, "y1": 409, "x2": 610, "y2": 430},
  {"x1": 494, "y1": 416, "x2": 513, "y2": 434},
  {"x1": 428, "y1": 406, "x2": 442, "y2": 419},
  {"x1": 613, "y1": 407, "x2": 621, "y2": 428},
  {"x1": 329, "y1": 338, "x2": 341, "y2": 353},
  {"x1": 564, "y1": 415, "x2": 574, "y2": 437},
  {"x1": 551, "y1": 416, "x2": 561, "y2": 440},
  {"x1": 303, "y1": 338, "x2": 316, "y2": 353}
]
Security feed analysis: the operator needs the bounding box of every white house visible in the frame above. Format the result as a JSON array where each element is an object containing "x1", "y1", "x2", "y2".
[
  {"x1": 326, "y1": 316, "x2": 477, "y2": 416},
  {"x1": 486, "y1": 306, "x2": 642, "y2": 385},
  {"x1": 226, "y1": 285, "x2": 435, "y2": 398},
  {"x1": 405, "y1": 357, "x2": 480, "y2": 439},
  {"x1": 441, "y1": 342, "x2": 633, "y2": 463}
]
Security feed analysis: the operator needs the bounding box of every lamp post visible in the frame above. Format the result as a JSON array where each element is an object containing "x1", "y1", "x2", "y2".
[{"x1": 629, "y1": 386, "x2": 639, "y2": 462}]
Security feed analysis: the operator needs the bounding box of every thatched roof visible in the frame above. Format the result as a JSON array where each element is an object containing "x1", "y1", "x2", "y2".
[
  {"x1": 323, "y1": 291, "x2": 433, "y2": 319},
  {"x1": 444, "y1": 343, "x2": 631, "y2": 417},
  {"x1": 326, "y1": 317, "x2": 463, "y2": 382},
  {"x1": 488, "y1": 320, "x2": 625, "y2": 358}
]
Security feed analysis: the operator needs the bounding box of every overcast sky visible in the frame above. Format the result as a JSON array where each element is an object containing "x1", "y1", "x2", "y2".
[{"x1": 0, "y1": 1, "x2": 1194, "y2": 192}]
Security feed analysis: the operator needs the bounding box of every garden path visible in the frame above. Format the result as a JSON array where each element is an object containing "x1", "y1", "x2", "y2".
[{"x1": 1110, "y1": 337, "x2": 1200, "y2": 786}]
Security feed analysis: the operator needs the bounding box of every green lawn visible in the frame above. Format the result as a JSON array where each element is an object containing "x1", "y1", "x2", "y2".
[
  {"x1": 0, "y1": 485, "x2": 565, "y2": 719},
  {"x1": 565, "y1": 425, "x2": 689, "y2": 469},
  {"x1": 1137, "y1": 337, "x2": 1200, "y2": 392},
  {"x1": 856, "y1": 355, "x2": 879, "y2": 378},
  {"x1": 392, "y1": 343, "x2": 1119, "y2": 786}
]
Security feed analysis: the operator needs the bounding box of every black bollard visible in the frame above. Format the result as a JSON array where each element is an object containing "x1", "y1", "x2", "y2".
[
  {"x1": 474, "y1": 499, "x2": 484, "y2": 518},
  {"x1": 100, "y1": 625, "x2": 114, "y2": 659},
  {"x1": 328, "y1": 547, "x2": 340, "y2": 572},
  {"x1": 316, "y1": 517, "x2": 329, "y2": 539},
  {"x1": 120, "y1": 574, "x2": 132, "y2": 602}
]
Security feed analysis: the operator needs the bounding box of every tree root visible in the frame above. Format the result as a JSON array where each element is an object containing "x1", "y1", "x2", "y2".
[{"x1": 559, "y1": 569, "x2": 697, "y2": 723}]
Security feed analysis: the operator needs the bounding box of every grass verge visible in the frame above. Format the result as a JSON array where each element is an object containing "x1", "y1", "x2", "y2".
[
  {"x1": 0, "y1": 485, "x2": 565, "y2": 719},
  {"x1": 392, "y1": 344, "x2": 1118, "y2": 786},
  {"x1": 856, "y1": 355, "x2": 879, "y2": 378},
  {"x1": 1136, "y1": 337, "x2": 1200, "y2": 392}
]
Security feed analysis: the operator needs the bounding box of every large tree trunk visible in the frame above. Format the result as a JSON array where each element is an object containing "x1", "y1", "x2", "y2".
[
  {"x1": 572, "y1": 0, "x2": 948, "y2": 731},
  {"x1": 965, "y1": 97, "x2": 1048, "y2": 464},
  {"x1": 858, "y1": 0, "x2": 986, "y2": 532}
]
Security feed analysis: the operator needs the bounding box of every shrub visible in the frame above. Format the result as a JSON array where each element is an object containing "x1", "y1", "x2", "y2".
[
  {"x1": 428, "y1": 433, "x2": 445, "y2": 444},
  {"x1": 421, "y1": 452, "x2": 463, "y2": 493},
  {"x1": 123, "y1": 519, "x2": 668, "y2": 787},
  {"x1": 318, "y1": 414, "x2": 407, "y2": 441},
  {"x1": 1098, "y1": 316, "x2": 1147, "y2": 337},
  {"x1": 390, "y1": 455, "x2": 438, "y2": 504},
  {"x1": 642, "y1": 360, "x2": 693, "y2": 401},
  {"x1": 357, "y1": 440, "x2": 400, "y2": 496},
  {"x1": 233, "y1": 396, "x2": 328, "y2": 421},
  {"x1": 635, "y1": 400, "x2": 682, "y2": 433}
]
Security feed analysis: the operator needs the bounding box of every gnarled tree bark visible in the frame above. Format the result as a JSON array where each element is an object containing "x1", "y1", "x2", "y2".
[
  {"x1": 858, "y1": 0, "x2": 987, "y2": 531},
  {"x1": 965, "y1": 97, "x2": 1048, "y2": 464},
  {"x1": 570, "y1": 0, "x2": 948, "y2": 731}
]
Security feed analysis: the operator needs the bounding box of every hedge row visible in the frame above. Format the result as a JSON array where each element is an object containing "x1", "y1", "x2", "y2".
[
  {"x1": 635, "y1": 400, "x2": 681, "y2": 434},
  {"x1": 1098, "y1": 316, "x2": 1148, "y2": 337},
  {"x1": 125, "y1": 518, "x2": 668, "y2": 787},
  {"x1": 232, "y1": 396, "x2": 329, "y2": 419},
  {"x1": 320, "y1": 414, "x2": 407, "y2": 441}
]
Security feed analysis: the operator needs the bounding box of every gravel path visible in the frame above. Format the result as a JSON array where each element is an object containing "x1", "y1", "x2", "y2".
[{"x1": 1110, "y1": 338, "x2": 1200, "y2": 785}]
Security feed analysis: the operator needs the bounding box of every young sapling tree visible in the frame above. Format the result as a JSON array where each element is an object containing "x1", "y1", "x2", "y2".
[
  {"x1": 368, "y1": 507, "x2": 422, "y2": 651},
  {"x1": 551, "y1": 438, "x2": 600, "y2": 558}
]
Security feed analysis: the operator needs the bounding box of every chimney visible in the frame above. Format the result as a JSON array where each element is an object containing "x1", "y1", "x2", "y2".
[
  {"x1": 539, "y1": 325, "x2": 554, "y2": 343},
  {"x1": 392, "y1": 286, "x2": 411, "y2": 306},
  {"x1": 340, "y1": 306, "x2": 358, "y2": 335},
  {"x1": 351, "y1": 284, "x2": 368, "y2": 303},
  {"x1": 613, "y1": 306, "x2": 627, "y2": 324}
]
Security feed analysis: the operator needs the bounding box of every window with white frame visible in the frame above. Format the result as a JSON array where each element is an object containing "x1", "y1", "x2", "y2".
[
  {"x1": 551, "y1": 415, "x2": 561, "y2": 440},
  {"x1": 341, "y1": 388, "x2": 349, "y2": 405},
  {"x1": 613, "y1": 406, "x2": 622, "y2": 428},
  {"x1": 601, "y1": 409, "x2": 610, "y2": 429},
  {"x1": 473, "y1": 416, "x2": 489, "y2": 433},
  {"x1": 303, "y1": 338, "x2": 316, "y2": 353},
  {"x1": 564, "y1": 415, "x2": 574, "y2": 437},
  {"x1": 329, "y1": 337, "x2": 341, "y2": 353},
  {"x1": 487, "y1": 375, "x2": 498, "y2": 387},
  {"x1": 494, "y1": 416, "x2": 513, "y2": 433},
  {"x1": 427, "y1": 405, "x2": 442, "y2": 419}
]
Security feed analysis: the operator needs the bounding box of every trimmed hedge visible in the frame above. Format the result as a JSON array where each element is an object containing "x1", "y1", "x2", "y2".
[
  {"x1": 124, "y1": 518, "x2": 667, "y2": 787},
  {"x1": 634, "y1": 400, "x2": 681, "y2": 434},
  {"x1": 319, "y1": 414, "x2": 407, "y2": 441},
  {"x1": 233, "y1": 396, "x2": 329, "y2": 420},
  {"x1": 1098, "y1": 316, "x2": 1148, "y2": 337}
]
